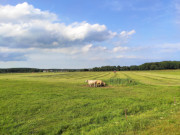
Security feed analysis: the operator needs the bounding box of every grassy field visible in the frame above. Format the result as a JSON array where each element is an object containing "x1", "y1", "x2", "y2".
[{"x1": 0, "y1": 70, "x2": 180, "y2": 135}]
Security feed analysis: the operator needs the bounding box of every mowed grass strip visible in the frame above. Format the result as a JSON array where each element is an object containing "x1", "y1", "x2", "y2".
[
  {"x1": 132, "y1": 72, "x2": 180, "y2": 86},
  {"x1": 26, "y1": 72, "x2": 111, "y2": 83},
  {"x1": 0, "y1": 71, "x2": 180, "y2": 134},
  {"x1": 133, "y1": 72, "x2": 180, "y2": 85},
  {"x1": 123, "y1": 71, "x2": 177, "y2": 86}
]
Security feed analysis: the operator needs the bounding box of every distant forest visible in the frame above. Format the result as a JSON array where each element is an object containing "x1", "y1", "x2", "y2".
[
  {"x1": 0, "y1": 61, "x2": 180, "y2": 73},
  {"x1": 0, "y1": 68, "x2": 79, "y2": 73},
  {"x1": 0, "y1": 68, "x2": 43, "y2": 73},
  {"x1": 91, "y1": 61, "x2": 180, "y2": 71}
]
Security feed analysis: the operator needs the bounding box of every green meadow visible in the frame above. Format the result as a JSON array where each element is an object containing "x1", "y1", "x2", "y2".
[{"x1": 0, "y1": 70, "x2": 180, "y2": 135}]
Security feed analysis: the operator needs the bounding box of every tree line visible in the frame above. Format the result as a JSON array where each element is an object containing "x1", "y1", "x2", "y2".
[
  {"x1": 0, "y1": 68, "x2": 81, "y2": 73},
  {"x1": 0, "y1": 61, "x2": 180, "y2": 73},
  {"x1": 0, "y1": 68, "x2": 42, "y2": 73},
  {"x1": 91, "y1": 61, "x2": 180, "y2": 71}
]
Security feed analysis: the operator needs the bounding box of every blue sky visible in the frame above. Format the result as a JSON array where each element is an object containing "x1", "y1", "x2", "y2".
[{"x1": 0, "y1": 0, "x2": 180, "y2": 68}]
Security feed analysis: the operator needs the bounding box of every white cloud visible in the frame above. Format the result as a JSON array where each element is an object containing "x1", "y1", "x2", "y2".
[
  {"x1": 42, "y1": 44, "x2": 93, "y2": 55},
  {"x1": 0, "y1": 47, "x2": 35, "y2": 53},
  {"x1": 0, "y1": 2, "x2": 137, "y2": 63},
  {"x1": 81, "y1": 44, "x2": 93, "y2": 53},
  {"x1": 110, "y1": 30, "x2": 136, "y2": 47},
  {"x1": 0, "y1": 2, "x2": 57, "y2": 23},
  {"x1": 41, "y1": 44, "x2": 107, "y2": 55},
  {"x1": 113, "y1": 46, "x2": 129, "y2": 52},
  {"x1": 120, "y1": 30, "x2": 136, "y2": 38},
  {"x1": 0, "y1": 2, "x2": 117, "y2": 49},
  {"x1": 116, "y1": 55, "x2": 138, "y2": 59}
]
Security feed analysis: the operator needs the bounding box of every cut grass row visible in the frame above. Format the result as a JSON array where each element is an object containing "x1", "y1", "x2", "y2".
[{"x1": 123, "y1": 71, "x2": 180, "y2": 86}]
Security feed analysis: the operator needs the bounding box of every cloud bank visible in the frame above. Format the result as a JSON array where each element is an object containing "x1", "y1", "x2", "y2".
[
  {"x1": 0, "y1": 2, "x2": 137, "y2": 63},
  {"x1": 0, "y1": 2, "x2": 144, "y2": 70},
  {"x1": 0, "y1": 2, "x2": 117, "y2": 49}
]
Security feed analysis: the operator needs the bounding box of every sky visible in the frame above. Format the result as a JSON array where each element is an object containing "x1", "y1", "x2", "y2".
[{"x1": 0, "y1": 0, "x2": 180, "y2": 69}]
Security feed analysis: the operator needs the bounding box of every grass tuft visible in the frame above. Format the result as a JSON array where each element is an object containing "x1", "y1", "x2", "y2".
[{"x1": 106, "y1": 78, "x2": 138, "y2": 86}]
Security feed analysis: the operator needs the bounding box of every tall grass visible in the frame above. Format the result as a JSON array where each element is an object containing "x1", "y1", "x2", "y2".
[{"x1": 106, "y1": 78, "x2": 138, "y2": 86}]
